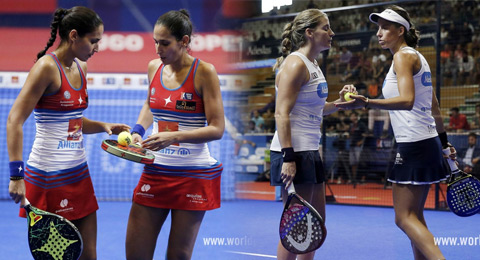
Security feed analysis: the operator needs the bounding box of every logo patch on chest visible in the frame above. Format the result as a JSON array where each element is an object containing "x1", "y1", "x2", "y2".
[
  {"x1": 176, "y1": 100, "x2": 196, "y2": 111},
  {"x1": 67, "y1": 118, "x2": 82, "y2": 141},
  {"x1": 181, "y1": 92, "x2": 193, "y2": 100}
]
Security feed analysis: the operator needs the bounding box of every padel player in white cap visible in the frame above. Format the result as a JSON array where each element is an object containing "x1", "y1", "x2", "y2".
[{"x1": 336, "y1": 5, "x2": 455, "y2": 260}]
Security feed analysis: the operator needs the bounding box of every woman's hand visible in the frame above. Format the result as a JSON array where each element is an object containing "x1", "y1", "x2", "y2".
[
  {"x1": 9, "y1": 179, "x2": 25, "y2": 204},
  {"x1": 103, "y1": 123, "x2": 130, "y2": 135},
  {"x1": 335, "y1": 94, "x2": 369, "y2": 110},
  {"x1": 141, "y1": 132, "x2": 178, "y2": 151},
  {"x1": 281, "y1": 162, "x2": 296, "y2": 189},
  {"x1": 339, "y1": 84, "x2": 357, "y2": 102}
]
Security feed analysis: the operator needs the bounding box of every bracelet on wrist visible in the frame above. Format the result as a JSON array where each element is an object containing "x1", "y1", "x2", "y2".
[
  {"x1": 131, "y1": 124, "x2": 145, "y2": 138},
  {"x1": 281, "y1": 147, "x2": 295, "y2": 162},
  {"x1": 9, "y1": 161, "x2": 24, "y2": 178},
  {"x1": 364, "y1": 98, "x2": 369, "y2": 109},
  {"x1": 10, "y1": 176, "x2": 24, "y2": 181}
]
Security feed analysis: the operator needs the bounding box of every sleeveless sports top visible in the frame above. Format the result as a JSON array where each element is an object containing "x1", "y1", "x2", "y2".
[
  {"x1": 382, "y1": 47, "x2": 437, "y2": 143},
  {"x1": 270, "y1": 51, "x2": 328, "y2": 152},
  {"x1": 149, "y1": 58, "x2": 217, "y2": 166},
  {"x1": 27, "y1": 53, "x2": 88, "y2": 171}
]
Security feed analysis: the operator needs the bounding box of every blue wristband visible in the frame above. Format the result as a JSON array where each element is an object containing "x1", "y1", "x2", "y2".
[
  {"x1": 131, "y1": 124, "x2": 145, "y2": 138},
  {"x1": 9, "y1": 161, "x2": 25, "y2": 177}
]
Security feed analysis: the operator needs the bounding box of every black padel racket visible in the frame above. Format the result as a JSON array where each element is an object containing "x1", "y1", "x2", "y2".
[
  {"x1": 279, "y1": 184, "x2": 327, "y2": 254},
  {"x1": 101, "y1": 139, "x2": 154, "y2": 164},
  {"x1": 24, "y1": 198, "x2": 83, "y2": 260},
  {"x1": 443, "y1": 149, "x2": 480, "y2": 217}
]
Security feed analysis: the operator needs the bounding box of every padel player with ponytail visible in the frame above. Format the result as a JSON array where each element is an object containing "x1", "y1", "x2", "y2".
[
  {"x1": 125, "y1": 9, "x2": 224, "y2": 260},
  {"x1": 336, "y1": 5, "x2": 455, "y2": 260}
]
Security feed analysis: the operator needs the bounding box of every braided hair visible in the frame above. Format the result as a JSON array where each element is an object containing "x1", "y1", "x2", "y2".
[
  {"x1": 273, "y1": 9, "x2": 328, "y2": 71},
  {"x1": 36, "y1": 6, "x2": 103, "y2": 61}
]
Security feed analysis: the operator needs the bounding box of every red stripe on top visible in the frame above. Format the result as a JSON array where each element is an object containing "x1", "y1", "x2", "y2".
[{"x1": 35, "y1": 53, "x2": 88, "y2": 111}]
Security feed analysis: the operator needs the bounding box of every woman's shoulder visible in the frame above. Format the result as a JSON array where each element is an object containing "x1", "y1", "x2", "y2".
[
  {"x1": 31, "y1": 55, "x2": 59, "y2": 76},
  {"x1": 148, "y1": 58, "x2": 162, "y2": 69},
  {"x1": 393, "y1": 47, "x2": 420, "y2": 66},
  {"x1": 194, "y1": 58, "x2": 217, "y2": 76},
  {"x1": 280, "y1": 54, "x2": 307, "y2": 72}
]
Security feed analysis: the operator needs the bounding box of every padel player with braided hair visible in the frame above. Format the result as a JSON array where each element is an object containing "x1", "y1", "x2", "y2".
[
  {"x1": 270, "y1": 8, "x2": 355, "y2": 260},
  {"x1": 7, "y1": 6, "x2": 129, "y2": 259}
]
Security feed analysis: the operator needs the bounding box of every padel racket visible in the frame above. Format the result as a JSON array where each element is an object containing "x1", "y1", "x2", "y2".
[
  {"x1": 101, "y1": 139, "x2": 154, "y2": 164},
  {"x1": 24, "y1": 198, "x2": 83, "y2": 260},
  {"x1": 443, "y1": 149, "x2": 480, "y2": 217},
  {"x1": 279, "y1": 184, "x2": 326, "y2": 254}
]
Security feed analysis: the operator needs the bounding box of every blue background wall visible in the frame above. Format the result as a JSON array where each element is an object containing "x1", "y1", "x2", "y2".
[{"x1": 0, "y1": 0, "x2": 230, "y2": 32}]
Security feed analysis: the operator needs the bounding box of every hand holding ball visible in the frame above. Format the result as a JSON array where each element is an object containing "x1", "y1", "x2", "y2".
[
  {"x1": 118, "y1": 131, "x2": 133, "y2": 146},
  {"x1": 344, "y1": 92, "x2": 355, "y2": 102}
]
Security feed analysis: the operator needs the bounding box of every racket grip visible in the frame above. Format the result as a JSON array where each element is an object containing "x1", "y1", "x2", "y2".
[
  {"x1": 446, "y1": 158, "x2": 458, "y2": 171},
  {"x1": 442, "y1": 148, "x2": 451, "y2": 156},
  {"x1": 443, "y1": 148, "x2": 458, "y2": 171},
  {"x1": 287, "y1": 183, "x2": 296, "y2": 195},
  {"x1": 21, "y1": 197, "x2": 30, "y2": 208}
]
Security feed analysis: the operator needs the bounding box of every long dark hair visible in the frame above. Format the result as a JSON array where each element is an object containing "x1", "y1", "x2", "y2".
[
  {"x1": 36, "y1": 6, "x2": 103, "y2": 61},
  {"x1": 387, "y1": 5, "x2": 419, "y2": 48}
]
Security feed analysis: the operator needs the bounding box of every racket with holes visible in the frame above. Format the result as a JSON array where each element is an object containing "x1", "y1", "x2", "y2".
[
  {"x1": 24, "y1": 198, "x2": 83, "y2": 260},
  {"x1": 444, "y1": 156, "x2": 480, "y2": 217},
  {"x1": 101, "y1": 139, "x2": 154, "y2": 164},
  {"x1": 279, "y1": 184, "x2": 327, "y2": 254}
]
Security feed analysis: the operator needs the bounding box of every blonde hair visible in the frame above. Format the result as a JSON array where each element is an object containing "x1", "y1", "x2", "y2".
[{"x1": 273, "y1": 9, "x2": 328, "y2": 71}]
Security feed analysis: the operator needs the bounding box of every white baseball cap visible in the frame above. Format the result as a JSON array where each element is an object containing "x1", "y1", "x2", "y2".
[{"x1": 369, "y1": 9, "x2": 410, "y2": 31}]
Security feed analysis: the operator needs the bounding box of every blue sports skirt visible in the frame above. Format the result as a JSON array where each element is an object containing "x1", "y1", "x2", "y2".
[
  {"x1": 388, "y1": 136, "x2": 449, "y2": 185},
  {"x1": 270, "y1": 150, "x2": 325, "y2": 186}
]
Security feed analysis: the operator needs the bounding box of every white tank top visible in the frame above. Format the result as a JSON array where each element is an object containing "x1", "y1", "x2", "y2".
[
  {"x1": 270, "y1": 51, "x2": 328, "y2": 152},
  {"x1": 382, "y1": 47, "x2": 437, "y2": 143},
  {"x1": 27, "y1": 55, "x2": 88, "y2": 171}
]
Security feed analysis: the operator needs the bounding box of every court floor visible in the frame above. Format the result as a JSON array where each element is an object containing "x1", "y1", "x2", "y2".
[{"x1": 0, "y1": 200, "x2": 479, "y2": 259}]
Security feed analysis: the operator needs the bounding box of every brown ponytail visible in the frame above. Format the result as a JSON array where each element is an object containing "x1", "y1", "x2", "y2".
[{"x1": 387, "y1": 5, "x2": 419, "y2": 48}]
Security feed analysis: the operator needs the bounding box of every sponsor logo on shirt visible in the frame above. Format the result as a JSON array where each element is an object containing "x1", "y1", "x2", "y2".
[
  {"x1": 421, "y1": 72, "x2": 432, "y2": 86},
  {"x1": 181, "y1": 92, "x2": 193, "y2": 100},
  {"x1": 176, "y1": 100, "x2": 196, "y2": 111},
  {"x1": 316, "y1": 82, "x2": 328, "y2": 98},
  {"x1": 67, "y1": 118, "x2": 82, "y2": 141},
  {"x1": 64, "y1": 91, "x2": 71, "y2": 100}
]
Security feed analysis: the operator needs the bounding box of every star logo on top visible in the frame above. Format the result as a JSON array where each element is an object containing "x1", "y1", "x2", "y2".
[{"x1": 164, "y1": 95, "x2": 172, "y2": 106}]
